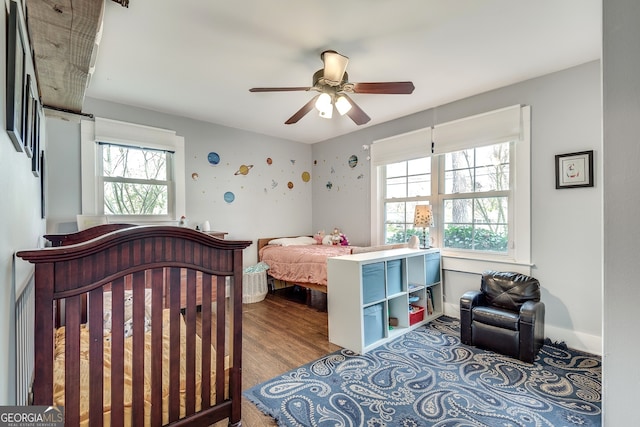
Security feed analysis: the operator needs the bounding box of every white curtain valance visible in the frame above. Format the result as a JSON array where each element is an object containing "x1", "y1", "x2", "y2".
[
  {"x1": 94, "y1": 117, "x2": 178, "y2": 151},
  {"x1": 432, "y1": 104, "x2": 523, "y2": 155},
  {"x1": 371, "y1": 127, "x2": 432, "y2": 166}
]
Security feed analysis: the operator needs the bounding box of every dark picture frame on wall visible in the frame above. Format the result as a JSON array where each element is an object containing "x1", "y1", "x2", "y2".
[
  {"x1": 31, "y1": 101, "x2": 42, "y2": 177},
  {"x1": 40, "y1": 151, "x2": 46, "y2": 218},
  {"x1": 24, "y1": 74, "x2": 35, "y2": 158},
  {"x1": 555, "y1": 150, "x2": 594, "y2": 189},
  {"x1": 6, "y1": 0, "x2": 26, "y2": 152}
]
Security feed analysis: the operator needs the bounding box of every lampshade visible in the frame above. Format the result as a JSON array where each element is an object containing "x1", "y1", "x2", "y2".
[
  {"x1": 413, "y1": 205, "x2": 433, "y2": 228},
  {"x1": 315, "y1": 93, "x2": 333, "y2": 118},
  {"x1": 335, "y1": 95, "x2": 352, "y2": 115}
]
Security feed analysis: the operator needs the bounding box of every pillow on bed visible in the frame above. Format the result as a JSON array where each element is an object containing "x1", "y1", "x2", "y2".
[
  {"x1": 268, "y1": 236, "x2": 317, "y2": 246},
  {"x1": 102, "y1": 289, "x2": 153, "y2": 338}
]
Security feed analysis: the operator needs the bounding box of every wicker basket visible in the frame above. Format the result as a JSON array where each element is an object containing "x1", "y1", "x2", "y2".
[{"x1": 242, "y1": 270, "x2": 268, "y2": 304}]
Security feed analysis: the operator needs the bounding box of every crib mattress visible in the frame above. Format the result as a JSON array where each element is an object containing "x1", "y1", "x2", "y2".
[{"x1": 53, "y1": 308, "x2": 221, "y2": 426}]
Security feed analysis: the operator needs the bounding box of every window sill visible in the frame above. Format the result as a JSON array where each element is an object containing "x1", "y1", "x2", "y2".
[{"x1": 441, "y1": 251, "x2": 533, "y2": 276}]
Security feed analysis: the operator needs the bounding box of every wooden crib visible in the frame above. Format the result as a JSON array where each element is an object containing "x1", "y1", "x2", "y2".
[{"x1": 17, "y1": 225, "x2": 251, "y2": 426}]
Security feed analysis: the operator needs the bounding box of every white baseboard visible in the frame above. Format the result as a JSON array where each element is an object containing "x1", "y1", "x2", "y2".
[
  {"x1": 443, "y1": 302, "x2": 602, "y2": 356},
  {"x1": 544, "y1": 324, "x2": 602, "y2": 356}
]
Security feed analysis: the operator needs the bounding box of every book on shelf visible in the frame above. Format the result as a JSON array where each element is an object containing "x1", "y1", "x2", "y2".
[{"x1": 426, "y1": 288, "x2": 434, "y2": 315}]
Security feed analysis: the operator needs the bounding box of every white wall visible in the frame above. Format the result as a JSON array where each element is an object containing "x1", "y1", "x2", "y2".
[
  {"x1": 47, "y1": 98, "x2": 314, "y2": 265},
  {"x1": 0, "y1": 0, "x2": 46, "y2": 404},
  {"x1": 312, "y1": 61, "x2": 602, "y2": 355},
  {"x1": 602, "y1": 0, "x2": 640, "y2": 424}
]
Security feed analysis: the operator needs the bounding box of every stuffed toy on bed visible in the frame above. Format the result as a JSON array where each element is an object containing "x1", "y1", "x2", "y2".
[{"x1": 325, "y1": 228, "x2": 349, "y2": 246}]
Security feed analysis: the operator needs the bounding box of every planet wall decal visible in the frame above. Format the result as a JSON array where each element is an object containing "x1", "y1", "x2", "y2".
[
  {"x1": 287, "y1": 181, "x2": 294, "y2": 189},
  {"x1": 348, "y1": 155, "x2": 358, "y2": 168},
  {"x1": 207, "y1": 152, "x2": 220, "y2": 165},
  {"x1": 266, "y1": 157, "x2": 273, "y2": 165},
  {"x1": 191, "y1": 172, "x2": 199, "y2": 180},
  {"x1": 234, "y1": 164, "x2": 253, "y2": 175},
  {"x1": 224, "y1": 191, "x2": 235, "y2": 203},
  {"x1": 301, "y1": 171, "x2": 310, "y2": 182}
]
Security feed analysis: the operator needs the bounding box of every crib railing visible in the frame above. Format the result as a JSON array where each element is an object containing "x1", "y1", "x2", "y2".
[{"x1": 15, "y1": 275, "x2": 35, "y2": 405}]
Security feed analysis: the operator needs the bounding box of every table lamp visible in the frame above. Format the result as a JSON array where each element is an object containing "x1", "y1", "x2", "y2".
[{"x1": 413, "y1": 205, "x2": 433, "y2": 249}]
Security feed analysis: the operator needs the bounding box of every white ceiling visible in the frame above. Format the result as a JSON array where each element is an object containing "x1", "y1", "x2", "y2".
[{"x1": 85, "y1": 0, "x2": 601, "y2": 144}]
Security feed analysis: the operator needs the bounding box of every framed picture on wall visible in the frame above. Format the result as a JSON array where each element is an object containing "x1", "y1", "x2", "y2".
[
  {"x1": 555, "y1": 150, "x2": 594, "y2": 189},
  {"x1": 31, "y1": 101, "x2": 42, "y2": 177},
  {"x1": 40, "y1": 151, "x2": 46, "y2": 219},
  {"x1": 24, "y1": 75, "x2": 35, "y2": 158},
  {"x1": 5, "y1": 0, "x2": 27, "y2": 152}
]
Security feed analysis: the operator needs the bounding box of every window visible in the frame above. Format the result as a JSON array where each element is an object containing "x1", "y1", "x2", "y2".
[
  {"x1": 441, "y1": 142, "x2": 510, "y2": 253},
  {"x1": 81, "y1": 118, "x2": 185, "y2": 223},
  {"x1": 371, "y1": 105, "x2": 530, "y2": 266},
  {"x1": 98, "y1": 143, "x2": 174, "y2": 217},
  {"x1": 383, "y1": 157, "x2": 431, "y2": 244}
]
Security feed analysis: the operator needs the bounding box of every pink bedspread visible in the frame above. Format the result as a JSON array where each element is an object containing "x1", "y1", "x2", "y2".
[{"x1": 259, "y1": 245, "x2": 353, "y2": 287}]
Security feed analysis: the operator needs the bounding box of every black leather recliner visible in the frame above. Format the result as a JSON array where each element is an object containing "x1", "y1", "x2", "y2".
[{"x1": 460, "y1": 271, "x2": 545, "y2": 364}]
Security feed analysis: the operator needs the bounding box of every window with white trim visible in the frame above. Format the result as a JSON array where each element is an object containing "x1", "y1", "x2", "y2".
[
  {"x1": 81, "y1": 118, "x2": 186, "y2": 223},
  {"x1": 98, "y1": 142, "x2": 175, "y2": 217},
  {"x1": 383, "y1": 157, "x2": 432, "y2": 245},
  {"x1": 441, "y1": 142, "x2": 511, "y2": 253},
  {"x1": 371, "y1": 105, "x2": 530, "y2": 265}
]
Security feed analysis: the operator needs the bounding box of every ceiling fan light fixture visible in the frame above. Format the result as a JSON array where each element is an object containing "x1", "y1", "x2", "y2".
[
  {"x1": 318, "y1": 104, "x2": 333, "y2": 119},
  {"x1": 335, "y1": 95, "x2": 352, "y2": 115},
  {"x1": 315, "y1": 93, "x2": 333, "y2": 118},
  {"x1": 250, "y1": 50, "x2": 413, "y2": 125},
  {"x1": 321, "y1": 50, "x2": 349, "y2": 85}
]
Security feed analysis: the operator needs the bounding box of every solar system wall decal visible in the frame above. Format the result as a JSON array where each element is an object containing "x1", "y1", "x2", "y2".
[
  {"x1": 207, "y1": 152, "x2": 220, "y2": 165},
  {"x1": 191, "y1": 149, "x2": 319, "y2": 207},
  {"x1": 192, "y1": 149, "x2": 366, "y2": 210},
  {"x1": 313, "y1": 148, "x2": 369, "y2": 192}
]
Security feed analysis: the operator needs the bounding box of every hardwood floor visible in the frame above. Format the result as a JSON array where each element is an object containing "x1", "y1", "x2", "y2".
[{"x1": 219, "y1": 290, "x2": 341, "y2": 426}]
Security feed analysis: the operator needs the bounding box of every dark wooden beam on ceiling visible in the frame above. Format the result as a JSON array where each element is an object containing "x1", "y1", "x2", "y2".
[{"x1": 26, "y1": 0, "x2": 104, "y2": 113}]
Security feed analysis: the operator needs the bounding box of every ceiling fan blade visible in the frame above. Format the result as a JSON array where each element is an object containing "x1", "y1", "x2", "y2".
[
  {"x1": 249, "y1": 87, "x2": 312, "y2": 92},
  {"x1": 321, "y1": 50, "x2": 349, "y2": 86},
  {"x1": 351, "y1": 82, "x2": 415, "y2": 94},
  {"x1": 341, "y1": 94, "x2": 371, "y2": 125},
  {"x1": 285, "y1": 95, "x2": 320, "y2": 125}
]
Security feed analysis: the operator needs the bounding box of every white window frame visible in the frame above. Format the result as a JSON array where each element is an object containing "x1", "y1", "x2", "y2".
[
  {"x1": 381, "y1": 157, "x2": 434, "y2": 244},
  {"x1": 371, "y1": 105, "x2": 531, "y2": 273},
  {"x1": 438, "y1": 142, "x2": 513, "y2": 256},
  {"x1": 81, "y1": 118, "x2": 186, "y2": 224},
  {"x1": 370, "y1": 127, "x2": 433, "y2": 245}
]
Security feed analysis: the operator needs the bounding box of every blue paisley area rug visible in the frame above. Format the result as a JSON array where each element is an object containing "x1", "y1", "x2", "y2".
[{"x1": 243, "y1": 316, "x2": 601, "y2": 427}]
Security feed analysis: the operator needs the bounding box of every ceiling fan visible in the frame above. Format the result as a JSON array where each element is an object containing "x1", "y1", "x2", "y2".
[{"x1": 249, "y1": 50, "x2": 415, "y2": 126}]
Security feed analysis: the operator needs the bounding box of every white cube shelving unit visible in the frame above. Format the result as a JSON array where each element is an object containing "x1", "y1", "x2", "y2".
[{"x1": 327, "y1": 247, "x2": 443, "y2": 354}]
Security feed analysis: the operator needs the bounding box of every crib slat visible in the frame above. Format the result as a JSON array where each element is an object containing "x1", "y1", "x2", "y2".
[
  {"x1": 200, "y1": 273, "x2": 213, "y2": 408},
  {"x1": 169, "y1": 267, "x2": 181, "y2": 422},
  {"x1": 150, "y1": 268, "x2": 164, "y2": 426},
  {"x1": 230, "y1": 251, "x2": 244, "y2": 424},
  {"x1": 65, "y1": 295, "x2": 82, "y2": 427},
  {"x1": 185, "y1": 269, "x2": 197, "y2": 415},
  {"x1": 110, "y1": 278, "x2": 125, "y2": 427},
  {"x1": 32, "y1": 263, "x2": 54, "y2": 406},
  {"x1": 216, "y1": 275, "x2": 226, "y2": 402},
  {"x1": 131, "y1": 271, "x2": 146, "y2": 425},
  {"x1": 88, "y1": 287, "x2": 104, "y2": 427}
]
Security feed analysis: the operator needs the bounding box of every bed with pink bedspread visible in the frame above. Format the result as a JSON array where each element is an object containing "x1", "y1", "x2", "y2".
[
  {"x1": 257, "y1": 236, "x2": 413, "y2": 295},
  {"x1": 257, "y1": 237, "x2": 352, "y2": 293}
]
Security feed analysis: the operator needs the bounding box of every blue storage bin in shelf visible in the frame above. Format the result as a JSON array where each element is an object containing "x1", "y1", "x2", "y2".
[
  {"x1": 362, "y1": 263, "x2": 385, "y2": 304},
  {"x1": 386, "y1": 259, "x2": 402, "y2": 295},
  {"x1": 363, "y1": 303, "x2": 384, "y2": 346},
  {"x1": 425, "y1": 252, "x2": 441, "y2": 286}
]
